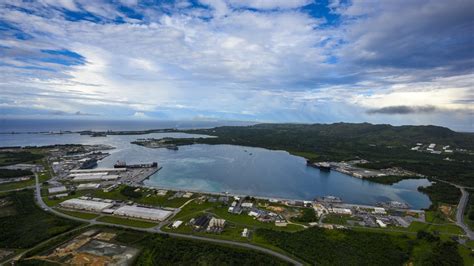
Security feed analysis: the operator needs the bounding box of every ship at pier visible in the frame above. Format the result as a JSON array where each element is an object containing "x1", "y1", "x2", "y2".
[{"x1": 114, "y1": 160, "x2": 158, "y2": 168}]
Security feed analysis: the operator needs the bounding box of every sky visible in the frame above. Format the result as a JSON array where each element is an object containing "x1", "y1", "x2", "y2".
[{"x1": 0, "y1": 0, "x2": 473, "y2": 131}]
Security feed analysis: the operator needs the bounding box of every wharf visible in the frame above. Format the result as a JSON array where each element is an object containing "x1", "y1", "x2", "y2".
[{"x1": 136, "y1": 166, "x2": 162, "y2": 184}]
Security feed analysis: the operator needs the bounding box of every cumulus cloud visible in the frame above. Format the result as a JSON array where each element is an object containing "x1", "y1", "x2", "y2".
[
  {"x1": 0, "y1": 0, "x2": 473, "y2": 131},
  {"x1": 367, "y1": 106, "x2": 437, "y2": 115}
]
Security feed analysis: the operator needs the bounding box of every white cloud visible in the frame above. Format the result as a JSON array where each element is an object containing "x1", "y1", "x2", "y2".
[
  {"x1": 229, "y1": 0, "x2": 313, "y2": 10},
  {"x1": 0, "y1": 0, "x2": 472, "y2": 131}
]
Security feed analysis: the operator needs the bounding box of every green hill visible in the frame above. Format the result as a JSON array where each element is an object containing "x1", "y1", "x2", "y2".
[{"x1": 167, "y1": 123, "x2": 474, "y2": 187}]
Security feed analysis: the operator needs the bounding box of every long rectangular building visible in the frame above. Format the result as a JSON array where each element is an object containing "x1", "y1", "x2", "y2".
[
  {"x1": 70, "y1": 168, "x2": 126, "y2": 173},
  {"x1": 71, "y1": 174, "x2": 119, "y2": 182},
  {"x1": 113, "y1": 205, "x2": 172, "y2": 221},
  {"x1": 60, "y1": 198, "x2": 113, "y2": 212}
]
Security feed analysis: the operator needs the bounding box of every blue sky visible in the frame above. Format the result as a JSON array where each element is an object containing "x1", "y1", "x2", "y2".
[{"x1": 0, "y1": 0, "x2": 473, "y2": 131}]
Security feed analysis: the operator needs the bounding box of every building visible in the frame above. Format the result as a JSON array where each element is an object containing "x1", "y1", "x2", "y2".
[
  {"x1": 373, "y1": 207, "x2": 386, "y2": 215},
  {"x1": 331, "y1": 207, "x2": 352, "y2": 215},
  {"x1": 376, "y1": 219, "x2": 387, "y2": 228},
  {"x1": 241, "y1": 228, "x2": 249, "y2": 237},
  {"x1": 182, "y1": 192, "x2": 193, "y2": 198},
  {"x1": 77, "y1": 183, "x2": 101, "y2": 190},
  {"x1": 193, "y1": 215, "x2": 211, "y2": 230},
  {"x1": 428, "y1": 143, "x2": 436, "y2": 149},
  {"x1": 207, "y1": 217, "x2": 226, "y2": 231},
  {"x1": 156, "y1": 190, "x2": 168, "y2": 196},
  {"x1": 228, "y1": 206, "x2": 242, "y2": 214},
  {"x1": 60, "y1": 198, "x2": 113, "y2": 212},
  {"x1": 114, "y1": 205, "x2": 172, "y2": 221},
  {"x1": 48, "y1": 186, "x2": 67, "y2": 194},
  {"x1": 172, "y1": 220, "x2": 183, "y2": 229},
  {"x1": 241, "y1": 202, "x2": 253, "y2": 208},
  {"x1": 71, "y1": 174, "x2": 119, "y2": 182},
  {"x1": 248, "y1": 210, "x2": 260, "y2": 217},
  {"x1": 70, "y1": 168, "x2": 126, "y2": 173}
]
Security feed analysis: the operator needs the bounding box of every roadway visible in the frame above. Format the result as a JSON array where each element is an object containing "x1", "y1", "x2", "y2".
[
  {"x1": 432, "y1": 177, "x2": 474, "y2": 240},
  {"x1": 32, "y1": 174, "x2": 303, "y2": 265},
  {"x1": 456, "y1": 188, "x2": 474, "y2": 240}
]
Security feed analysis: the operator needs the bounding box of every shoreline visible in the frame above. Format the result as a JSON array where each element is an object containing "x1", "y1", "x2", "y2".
[{"x1": 137, "y1": 180, "x2": 427, "y2": 211}]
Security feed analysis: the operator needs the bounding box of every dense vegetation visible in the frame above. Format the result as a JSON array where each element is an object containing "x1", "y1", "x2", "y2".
[
  {"x1": 466, "y1": 189, "x2": 474, "y2": 229},
  {"x1": 365, "y1": 175, "x2": 422, "y2": 185},
  {"x1": 256, "y1": 227, "x2": 462, "y2": 265},
  {"x1": 120, "y1": 186, "x2": 143, "y2": 198},
  {"x1": 0, "y1": 190, "x2": 81, "y2": 248},
  {"x1": 0, "y1": 169, "x2": 33, "y2": 179},
  {"x1": 81, "y1": 227, "x2": 289, "y2": 265},
  {"x1": 417, "y1": 181, "x2": 461, "y2": 206},
  {"x1": 292, "y1": 207, "x2": 317, "y2": 223},
  {"x1": 135, "y1": 235, "x2": 290, "y2": 265},
  {"x1": 158, "y1": 123, "x2": 473, "y2": 203},
  {"x1": 0, "y1": 151, "x2": 43, "y2": 166}
]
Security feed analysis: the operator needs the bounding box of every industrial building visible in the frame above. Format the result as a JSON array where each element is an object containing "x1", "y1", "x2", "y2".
[
  {"x1": 241, "y1": 228, "x2": 249, "y2": 237},
  {"x1": 77, "y1": 183, "x2": 101, "y2": 190},
  {"x1": 192, "y1": 215, "x2": 211, "y2": 230},
  {"x1": 241, "y1": 202, "x2": 253, "y2": 208},
  {"x1": 48, "y1": 186, "x2": 67, "y2": 194},
  {"x1": 71, "y1": 174, "x2": 119, "y2": 182},
  {"x1": 60, "y1": 198, "x2": 113, "y2": 212},
  {"x1": 207, "y1": 217, "x2": 226, "y2": 232},
  {"x1": 114, "y1": 205, "x2": 172, "y2": 221},
  {"x1": 70, "y1": 168, "x2": 126, "y2": 173},
  {"x1": 172, "y1": 220, "x2": 183, "y2": 229},
  {"x1": 331, "y1": 207, "x2": 352, "y2": 215}
]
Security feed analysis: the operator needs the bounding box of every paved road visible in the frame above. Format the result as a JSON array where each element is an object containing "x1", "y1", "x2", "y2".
[
  {"x1": 456, "y1": 188, "x2": 474, "y2": 240},
  {"x1": 432, "y1": 177, "x2": 474, "y2": 240},
  {"x1": 33, "y1": 174, "x2": 303, "y2": 265}
]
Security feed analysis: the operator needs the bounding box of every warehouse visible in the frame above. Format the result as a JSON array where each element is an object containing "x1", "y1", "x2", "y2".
[
  {"x1": 114, "y1": 205, "x2": 172, "y2": 221},
  {"x1": 71, "y1": 174, "x2": 119, "y2": 182},
  {"x1": 48, "y1": 186, "x2": 67, "y2": 194},
  {"x1": 70, "y1": 168, "x2": 126, "y2": 173},
  {"x1": 77, "y1": 183, "x2": 101, "y2": 190},
  {"x1": 60, "y1": 198, "x2": 113, "y2": 212}
]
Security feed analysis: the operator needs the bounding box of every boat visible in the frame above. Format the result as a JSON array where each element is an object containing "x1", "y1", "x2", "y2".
[
  {"x1": 307, "y1": 160, "x2": 331, "y2": 171},
  {"x1": 80, "y1": 158, "x2": 98, "y2": 169}
]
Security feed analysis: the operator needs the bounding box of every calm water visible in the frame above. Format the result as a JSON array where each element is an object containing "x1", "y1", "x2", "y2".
[
  {"x1": 0, "y1": 119, "x2": 255, "y2": 133},
  {"x1": 0, "y1": 130, "x2": 432, "y2": 209}
]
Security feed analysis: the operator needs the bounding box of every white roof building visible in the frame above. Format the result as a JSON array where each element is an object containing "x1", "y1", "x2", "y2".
[
  {"x1": 60, "y1": 198, "x2": 113, "y2": 212},
  {"x1": 331, "y1": 208, "x2": 352, "y2": 215},
  {"x1": 77, "y1": 183, "x2": 101, "y2": 190},
  {"x1": 114, "y1": 205, "x2": 172, "y2": 221},
  {"x1": 48, "y1": 186, "x2": 67, "y2": 194},
  {"x1": 208, "y1": 217, "x2": 226, "y2": 229},
  {"x1": 376, "y1": 219, "x2": 387, "y2": 228},
  {"x1": 241, "y1": 202, "x2": 253, "y2": 208},
  {"x1": 70, "y1": 168, "x2": 126, "y2": 173},
  {"x1": 241, "y1": 228, "x2": 249, "y2": 237},
  {"x1": 172, "y1": 220, "x2": 183, "y2": 228},
  {"x1": 71, "y1": 174, "x2": 119, "y2": 182},
  {"x1": 248, "y1": 211, "x2": 259, "y2": 217},
  {"x1": 373, "y1": 207, "x2": 386, "y2": 214}
]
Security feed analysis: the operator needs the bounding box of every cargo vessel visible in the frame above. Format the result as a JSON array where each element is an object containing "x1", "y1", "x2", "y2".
[{"x1": 114, "y1": 160, "x2": 158, "y2": 168}]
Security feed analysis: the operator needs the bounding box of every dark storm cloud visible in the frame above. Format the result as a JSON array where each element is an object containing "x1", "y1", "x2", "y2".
[
  {"x1": 339, "y1": 0, "x2": 474, "y2": 78},
  {"x1": 367, "y1": 105, "x2": 437, "y2": 115}
]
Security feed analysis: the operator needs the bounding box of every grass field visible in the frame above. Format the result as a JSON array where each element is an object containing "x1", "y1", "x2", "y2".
[
  {"x1": 92, "y1": 185, "x2": 192, "y2": 208},
  {"x1": 97, "y1": 215, "x2": 158, "y2": 228},
  {"x1": 57, "y1": 209, "x2": 100, "y2": 220},
  {"x1": 407, "y1": 221, "x2": 464, "y2": 235},
  {"x1": 0, "y1": 166, "x2": 51, "y2": 192},
  {"x1": 322, "y1": 214, "x2": 361, "y2": 225},
  {"x1": 0, "y1": 190, "x2": 81, "y2": 249}
]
